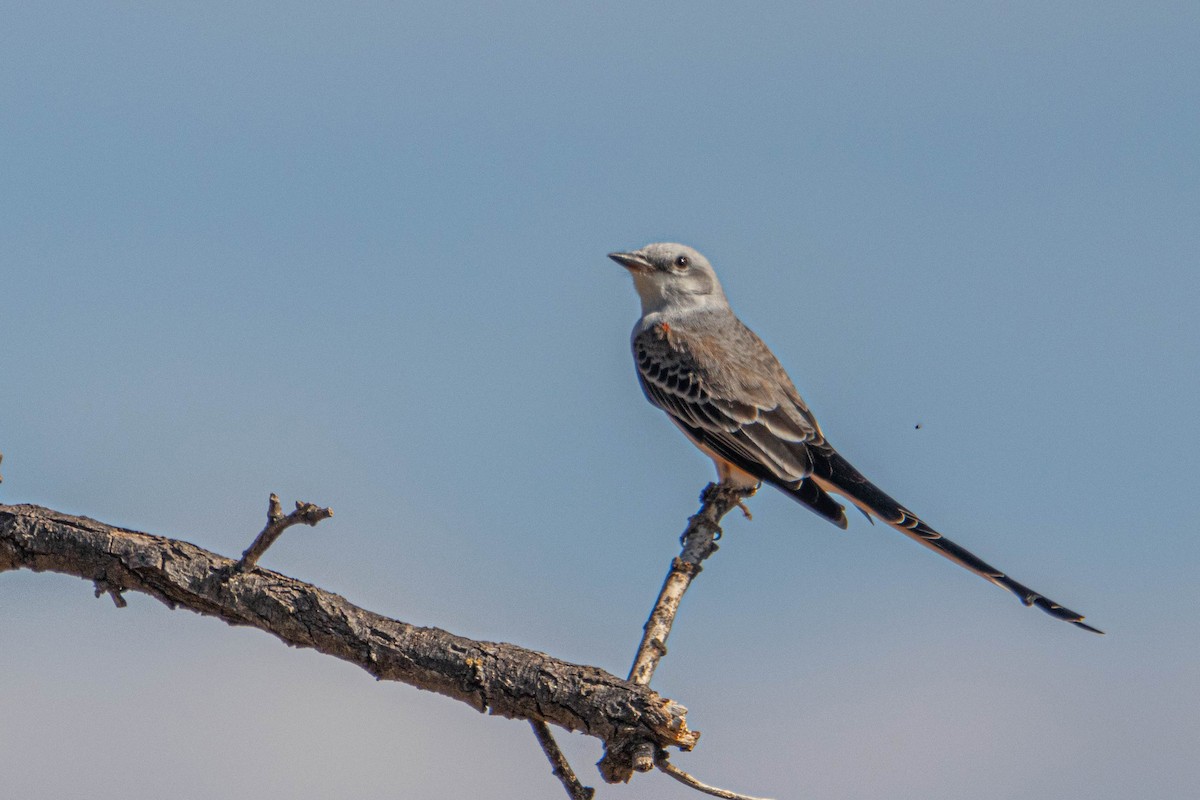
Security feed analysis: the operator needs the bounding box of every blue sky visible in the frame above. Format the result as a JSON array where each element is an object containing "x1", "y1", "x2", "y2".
[{"x1": 3, "y1": 3, "x2": 1198, "y2": 798}]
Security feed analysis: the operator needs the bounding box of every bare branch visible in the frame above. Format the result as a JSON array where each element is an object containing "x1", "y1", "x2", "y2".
[
  {"x1": 93, "y1": 576, "x2": 128, "y2": 608},
  {"x1": 529, "y1": 720, "x2": 595, "y2": 800},
  {"x1": 7, "y1": 495, "x2": 772, "y2": 798},
  {"x1": 0, "y1": 503, "x2": 698, "y2": 759},
  {"x1": 656, "y1": 750, "x2": 775, "y2": 800},
  {"x1": 235, "y1": 493, "x2": 333, "y2": 572},
  {"x1": 628, "y1": 482, "x2": 757, "y2": 686},
  {"x1": 599, "y1": 482, "x2": 757, "y2": 784}
]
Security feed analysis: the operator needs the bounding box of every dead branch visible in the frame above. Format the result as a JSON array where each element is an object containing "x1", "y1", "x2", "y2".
[
  {"x1": 628, "y1": 482, "x2": 757, "y2": 687},
  {"x1": 598, "y1": 482, "x2": 758, "y2": 787},
  {"x1": 530, "y1": 719, "x2": 596, "y2": 800},
  {"x1": 0, "y1": 503, "x2": 698, "y2": 762},
  {"x1": 235, "y1": 493, "x2": 333, "y2": 572},
  {"x1": 655, "y1": 749, "x2": 774, "y2": 800}
]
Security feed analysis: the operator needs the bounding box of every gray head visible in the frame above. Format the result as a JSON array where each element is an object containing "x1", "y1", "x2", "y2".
[{"x1": 608, "y1": 242, "x2": 728, "y2": 316}]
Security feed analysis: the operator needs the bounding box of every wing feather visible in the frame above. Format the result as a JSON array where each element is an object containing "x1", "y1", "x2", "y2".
[{"x1": 633, "y1": 323, "x2": 837, "y2": 522}]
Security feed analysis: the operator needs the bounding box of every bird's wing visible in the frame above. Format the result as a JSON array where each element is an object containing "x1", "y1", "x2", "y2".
[{"x1": 633, "y1": 321, "x2": 849, "y2": 528}]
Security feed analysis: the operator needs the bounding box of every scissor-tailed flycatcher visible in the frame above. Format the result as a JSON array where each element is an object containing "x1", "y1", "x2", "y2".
[{"x1": 610, "y1": 242, "x2": 1100, "y2": 633}]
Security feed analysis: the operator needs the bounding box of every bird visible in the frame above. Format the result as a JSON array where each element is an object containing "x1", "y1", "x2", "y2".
[{"x1": 609, "y1": 242, "x2": 1101, "y2": 634}]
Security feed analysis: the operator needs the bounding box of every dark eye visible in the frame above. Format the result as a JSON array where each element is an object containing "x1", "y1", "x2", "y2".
[{"x1": 673, "y1": 255, "x2": 690, "y2": 269}]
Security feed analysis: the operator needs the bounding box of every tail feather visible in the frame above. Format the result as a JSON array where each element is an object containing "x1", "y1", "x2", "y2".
[
  {"x1": 810, "y1": 450, "x2": 1102, "y2": 634},
  {"x1": 774, "y1": 477, "x2": 849, "y2": 530}
]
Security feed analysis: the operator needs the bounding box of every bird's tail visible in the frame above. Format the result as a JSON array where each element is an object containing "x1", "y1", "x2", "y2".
[
  {"x1": 775, "y1": 477, "x2": 851, "y2": 530},
  {"x1": 809, "y1": 450, "x2": 1102, "y2": 634}
]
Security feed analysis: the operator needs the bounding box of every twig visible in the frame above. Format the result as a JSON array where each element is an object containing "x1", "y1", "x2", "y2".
[
  {"x1": 599, "y1": 482, "x2": 757, "y2": 783},
  {"x1": 235, "y1": 493, "x2": 333, "y2": 572},
  {"x1": 93, "y1": 577, "x2": 128, "y2": 608},
  {"x1": 628, "y1": 482, "x2": 756, "y2": 686},
  {"x1": 656, "y1": 749, "x2": 774, "y2": 800},
  {"x1": 529, "y1": 720, "x2": 595, "y2": 800}
]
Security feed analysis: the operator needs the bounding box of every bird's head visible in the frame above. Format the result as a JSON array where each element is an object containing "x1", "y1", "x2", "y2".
[{"x1": 608, "y1": 243, "x2": 727, "y2": 315}]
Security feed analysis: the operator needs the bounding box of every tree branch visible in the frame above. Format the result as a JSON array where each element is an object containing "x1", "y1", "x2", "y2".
[
  {"x1": 0, "y1": 503, "x2": 698, "y2": 760},
  {"x1": 235, "y1": 493, "x2": 333, "y2": 572},
  {"x1": 628, "y1": 482, "x2": 756, "y2": 687},
  {"x1": 655, "y1": 749, "x2": 773, "y2": 800},
  {"x1": 599, "y1": 482, "x2": 757, "y2": 784},
  {"x1": 530, "y1": 719, "x2": 596, "y2": 800}
]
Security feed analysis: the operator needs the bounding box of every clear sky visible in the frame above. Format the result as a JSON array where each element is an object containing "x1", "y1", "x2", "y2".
[{"x1": 3, "y1": 3, "x2": 1198, "y2": 799}]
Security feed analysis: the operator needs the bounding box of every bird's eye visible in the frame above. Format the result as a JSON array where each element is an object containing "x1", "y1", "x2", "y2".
[{"x1": 673, "y1": 255, "x2": 690, "y2": 269}]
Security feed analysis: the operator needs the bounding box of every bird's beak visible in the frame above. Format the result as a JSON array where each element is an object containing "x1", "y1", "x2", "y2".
[{"x1": 608, "y1": 251, "x2": 653, "y2": 274}]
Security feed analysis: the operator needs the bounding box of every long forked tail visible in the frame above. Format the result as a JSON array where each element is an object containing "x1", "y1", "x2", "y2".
[{"x1": 809, "y1": 449, "x2": 1102, "y2": 634}]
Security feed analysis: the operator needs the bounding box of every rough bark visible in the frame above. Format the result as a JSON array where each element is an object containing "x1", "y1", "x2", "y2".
[{"x1": 0, "y1": 503, "x2": 698, "y2": 757}]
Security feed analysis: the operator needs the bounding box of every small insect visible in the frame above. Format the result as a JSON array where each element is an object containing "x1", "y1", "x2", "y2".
[{"x1": 914, "y1": 423, "x2": 922, "y2": 430}]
